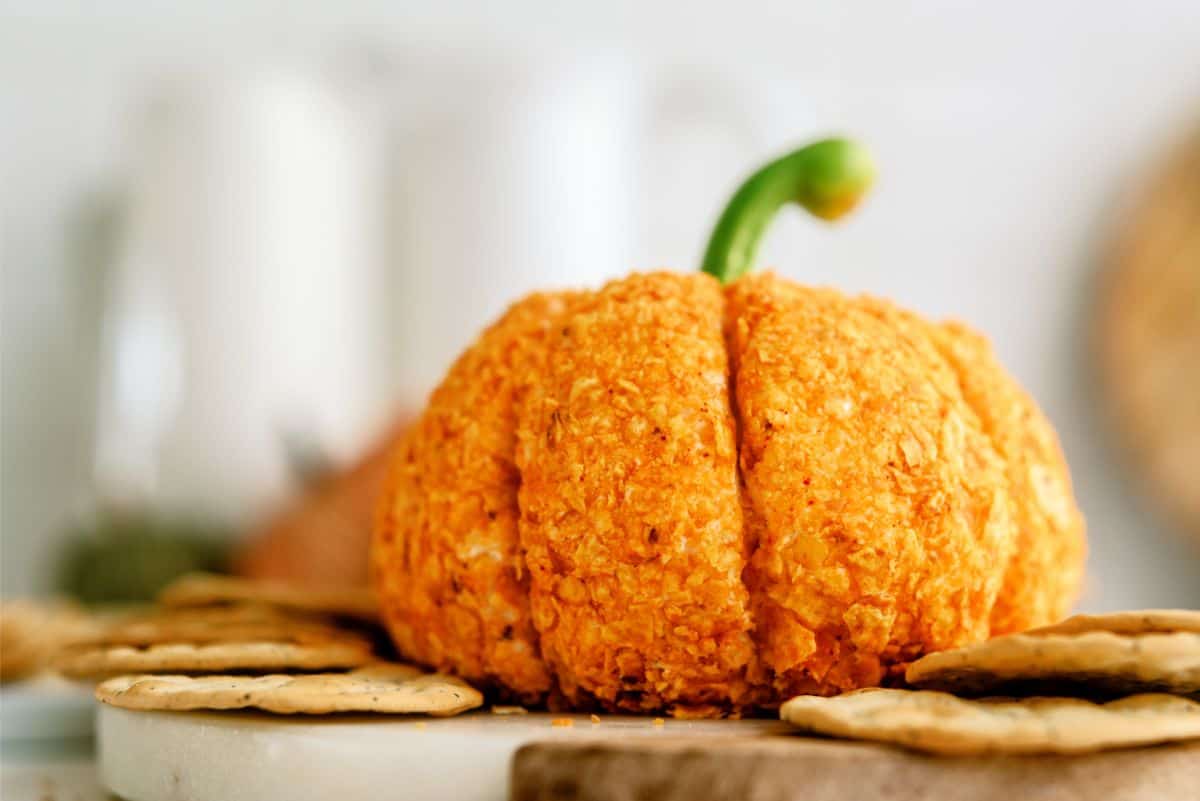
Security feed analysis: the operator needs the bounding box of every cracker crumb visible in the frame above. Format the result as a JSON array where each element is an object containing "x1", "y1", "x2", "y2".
[
  {"x1": 551, "y1": 717, "x2": 574, "y2": 727},
  {"x1": 589, "y1": 714, "x2": 601, "y2": 724},
  {"x1": 491, "y1": 705, "x2": 529, "y2": 715},
  {"x1": 653, "y1": 717, "x2": 665, "y2": 726}
]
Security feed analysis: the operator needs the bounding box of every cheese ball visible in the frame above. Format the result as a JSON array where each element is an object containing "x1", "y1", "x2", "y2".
[{"x1": 372, "y1": 271, "x2": 1085, "y2": 714}]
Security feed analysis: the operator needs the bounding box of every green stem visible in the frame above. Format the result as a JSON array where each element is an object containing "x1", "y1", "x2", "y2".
[{"x1": 701, "y1": 138, "x2": 876, "y2": 284}]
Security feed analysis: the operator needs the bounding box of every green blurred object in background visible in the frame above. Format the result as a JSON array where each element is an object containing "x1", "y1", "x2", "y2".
[{"x1": 55, "y1": 509, "x2": 232, "y2": 604}]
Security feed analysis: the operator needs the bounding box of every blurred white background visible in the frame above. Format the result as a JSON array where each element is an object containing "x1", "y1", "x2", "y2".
[{"x1": 3, "y1": 1, "x2": 1200, "y2": 607}]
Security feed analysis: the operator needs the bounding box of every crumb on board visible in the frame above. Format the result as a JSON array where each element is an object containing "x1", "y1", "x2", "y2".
[
  {"x1": 491, "y1": 705, "x2": 529, "y2": 715},
  {"x1": 590, "y1": 714, "x2": 601, "y2": 724},
  {"x1": 551, "y1": 717, "x2": 574, "y2": 727},
  {"x1": 653, "y1": 717, "x2": 665, "y2": 726}
]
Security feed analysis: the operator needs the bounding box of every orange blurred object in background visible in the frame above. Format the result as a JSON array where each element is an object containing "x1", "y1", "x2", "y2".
[{"x1": 235, "y1": 419, "x2": 409, "y2": 588}]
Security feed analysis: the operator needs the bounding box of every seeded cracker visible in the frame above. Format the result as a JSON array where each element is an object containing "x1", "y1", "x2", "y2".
[
  {"x1": 781, "y1": 688, "x2": 1200, "y2": 755},
  {"x1": 905, "y1": 631, "x2": 1200, "y2": 698},
  {"x1": 57, "y1": 635, "x2": 373, "y2": 679},
  {"x1": 158, "y1": 573, "x2": 379, "y2": 622},
  {"x1": 76, "y1": 607, "x2": 354, "y2": 649},
  {"x1": 1025, "y1": 609, "x2": 1200, "y2": 637},
  {"x1": 95, "y1": 663, "x2": 482, "y2": 716}
]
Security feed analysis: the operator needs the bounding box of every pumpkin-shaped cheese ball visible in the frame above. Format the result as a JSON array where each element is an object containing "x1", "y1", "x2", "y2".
[{"x1": 372, "y1": 140, "x2": 1086, "y2": 715}]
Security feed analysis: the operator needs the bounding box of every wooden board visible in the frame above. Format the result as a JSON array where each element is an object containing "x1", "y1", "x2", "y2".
[{"x1": 512, "y1": 735, "x2": 1200, "y2": 801}]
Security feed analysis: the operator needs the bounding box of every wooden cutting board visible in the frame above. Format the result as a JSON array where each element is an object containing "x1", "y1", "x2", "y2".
[
  {"x1": 513, "y1": 735, "x2": 1200, "y2": 801},
  {"x1": 97, "y1": 704, "x2": 1200, "y2": 800}
]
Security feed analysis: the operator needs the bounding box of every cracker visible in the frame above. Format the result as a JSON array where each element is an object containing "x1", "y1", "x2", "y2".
[
  {"x1": 82, "y1": 607, "x2": 350, "y2": 648},
  {"x1": 781, "y1": 688, "x2": 1200, "y2": 755},
  {"x1": 56, "y1": 634, "x2": 373, "y2": 679},
  {"x1": 905, "y1": 631, "x2": 1200, "y2": 698},
  {"x1": 1, "y1": 599, "x2": 102, "y2": 682},
  {"x1": 95, "y1": 663, "x2": 482, "y2": 716},
  {"x1": 158, "y1": 573, "x2": 379, "y2": 622},
  {"x1": 110, "y1": 603, "x2": 308, "y2": 626},
  {"x1": 1027, "y1": 609, "x2": 1200, "y2": 637}
]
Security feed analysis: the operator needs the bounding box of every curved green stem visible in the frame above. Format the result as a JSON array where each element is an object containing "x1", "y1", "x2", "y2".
[{"x1": 701, "y1": 138, "x2": 876, "y2": 284}]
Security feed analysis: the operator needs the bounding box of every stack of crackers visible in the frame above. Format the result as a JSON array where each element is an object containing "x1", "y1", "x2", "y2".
[
  {"x1": 782, "y1": 610, "x2": 1200, "y2": 755},
  {"x1": 0, "y1": 598, "x2": 102, "y2": 682},
  {"x1": 55, "y1": 573, "x2": 482, "y2": 717},
  {"x1": 12, "y1": 578, "x2": 1199, "y2": 758}
]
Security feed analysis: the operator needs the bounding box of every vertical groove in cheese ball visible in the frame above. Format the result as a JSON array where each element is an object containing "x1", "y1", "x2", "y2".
[
  {"x1": 516, "y1": 273, "x2": 756, "y2": 713},
  {"x1": 372, "y1": 293, "x2": 574, "y2": 702},
  {"x1": 727, "y1": 274, "x2": 1016, "y2": 697}
]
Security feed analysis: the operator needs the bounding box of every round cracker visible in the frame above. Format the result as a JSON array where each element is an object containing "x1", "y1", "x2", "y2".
[
  {"x1": 158, "y1": 573, "x2": 378, "y2": 622},
  {"x1": 781, "y1": 688, "x2": 1200, "y2": 755},
  {"x1": 83, "y1": 610, "x2": 353, "y2": 649},
  {"x1": 107, "y1": 603, "x2": 314, "y2": 627},
  {"x1": 56, "y1": 636, "x2": 373, "y2": 679},
  {"x1": 1, "y1": 599, "x2": 101, "y2": 681},
  {"x1": 905, "y1": 631, "x2": 1200, "y2": 698},
  {"x1": 1026, "y1": 609, "x2": 1200, "y2": 637},
  {"x1": 95, "y1": 663, "x2": 482, "y2": 716}
]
